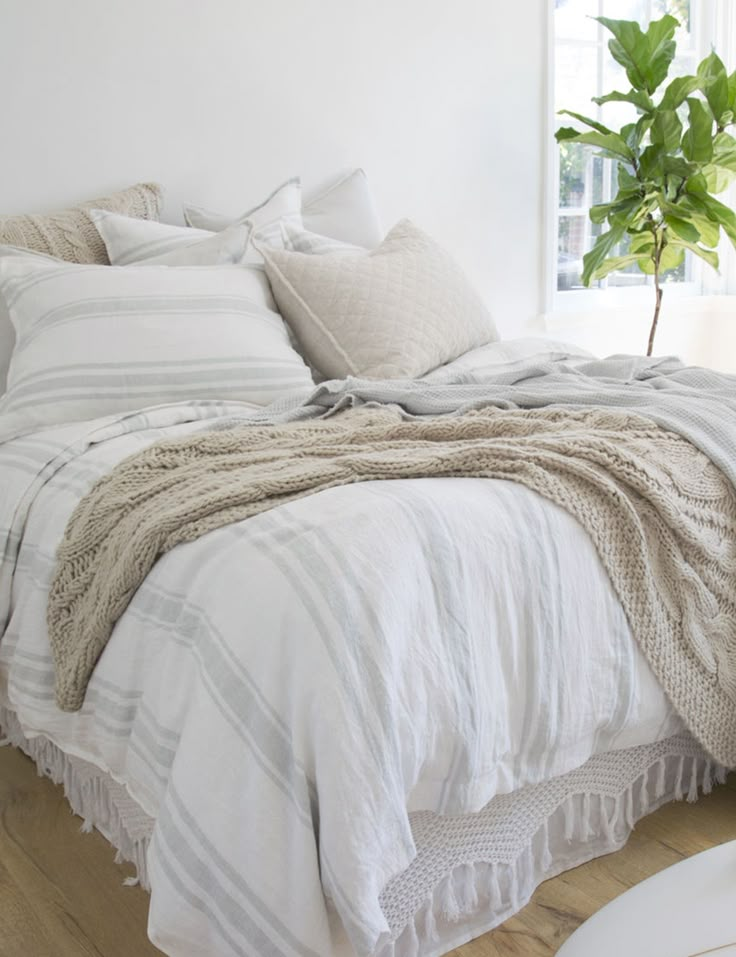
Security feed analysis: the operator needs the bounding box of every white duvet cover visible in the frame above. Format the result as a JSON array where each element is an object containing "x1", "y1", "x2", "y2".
[{"x1": 0, "y1": 343, "x2": 682, "y2": 957}]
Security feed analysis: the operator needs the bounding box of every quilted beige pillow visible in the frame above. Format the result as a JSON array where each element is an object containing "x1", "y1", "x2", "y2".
[
  {"x1": 259, "y1": 219, "x2": 498, "y2": 379},
  {"x1": 0, "y1": 182, "x2": 162, "y2": 265}
]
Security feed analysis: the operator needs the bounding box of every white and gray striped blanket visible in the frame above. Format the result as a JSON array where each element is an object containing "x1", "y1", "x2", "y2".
[{"x1": 2, "y1": 343, "x2": 733, "y2": 957}]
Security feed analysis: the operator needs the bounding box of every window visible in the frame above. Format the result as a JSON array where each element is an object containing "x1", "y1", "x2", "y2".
[{"x1": 553, "y1": 0, "x2": 705, "y2": 302}]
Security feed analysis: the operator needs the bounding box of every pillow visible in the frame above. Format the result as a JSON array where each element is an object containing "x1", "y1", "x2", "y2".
[
  {"x1": 302, "y1": 169, "x2": 383, "y2": 248},
  {"x1": 0, "y1": 246, "x2": 65, "y2": 395},
  {"x1": 90, "y1": 209, "x2": 251, "y2": 266},
  {"x1": 258, "y1": 219, "x2": 498, "y2": 380},
  {"x1": 276, "y1": 221, "x2": 366, "y2": 256},
  {"x1": 0, "y1": 257, "x2": 313, "y2": 440},
  {"x1": 0, "y1": 182, "x2": 162, "y2": 265},
  {"x1": 183, "y1": 178, "x2": 302, "y2": 248}
]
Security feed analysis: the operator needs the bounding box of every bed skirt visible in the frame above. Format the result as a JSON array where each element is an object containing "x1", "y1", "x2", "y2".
[{"x1": 0, "y1": 706, "x2": 725, "y2": 957}]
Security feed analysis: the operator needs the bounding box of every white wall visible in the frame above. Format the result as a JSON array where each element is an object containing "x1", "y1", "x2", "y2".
[{"x1": 0, "y1": 0, "x2": 548, "y2": 337}]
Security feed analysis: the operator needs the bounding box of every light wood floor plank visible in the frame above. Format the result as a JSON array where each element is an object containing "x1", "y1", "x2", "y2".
[{"x1": 1, "y1": 745, "x2": 734, "y2": 957}]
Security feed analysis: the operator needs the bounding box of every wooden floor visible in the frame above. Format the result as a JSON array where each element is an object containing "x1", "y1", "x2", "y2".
[{"x1": 0, "y1": 745, "x2": 734, "y2": 957}]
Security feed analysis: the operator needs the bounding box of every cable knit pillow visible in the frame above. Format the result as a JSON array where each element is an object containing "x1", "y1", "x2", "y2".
[
  {"x1": 0, "y1": 182, "x2": 162, "y2": 265},
  {"x1": 258, "y1": 219, "x2": 498, "y2": 380}
]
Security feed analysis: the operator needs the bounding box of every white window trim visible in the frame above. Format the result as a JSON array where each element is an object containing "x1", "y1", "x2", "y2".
[{"x1": 544, "y1": 0, "x2": 734, "y2": 318}]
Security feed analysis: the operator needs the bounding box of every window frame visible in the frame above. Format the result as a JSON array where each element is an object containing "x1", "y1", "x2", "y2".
[{"x1": 545, "y1": 0, "x2": 723, "y2": 316}]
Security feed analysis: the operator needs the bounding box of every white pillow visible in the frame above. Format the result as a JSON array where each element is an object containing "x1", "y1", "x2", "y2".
[
  {"x1": 258, "y1": 219, "x2": 499, "y2": 380},
  {"x1": 0, "y1": 257, "x2": 313, "y2": 440},
  {"x1": 276, "y1": 221, "x2": 366, "y2": 256},
  {"x1": 89, "y1": 209, "x2": 251, "y2": 266},
  {"x1": 0, "y1": 246, "x2": 63, "y2": 395},
  {"x1": 183, "y1": 178, "x2": 303, "y2": 248},
  {"x1": 302, "y1": 169, "x2": 383, "y2": 248}
]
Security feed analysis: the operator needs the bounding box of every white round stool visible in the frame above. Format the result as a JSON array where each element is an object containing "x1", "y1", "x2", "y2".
[{"x1": 557, "y1": 840, "x2": 736, "y2": 956}]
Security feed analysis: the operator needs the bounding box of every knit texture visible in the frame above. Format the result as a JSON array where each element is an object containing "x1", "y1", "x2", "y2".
[
  {"x1": 47, "y1": 404, "x2": 736, "y2": 767},
  {"x1": 0, "y1": 183, "x2": 162, "y2": 264}
]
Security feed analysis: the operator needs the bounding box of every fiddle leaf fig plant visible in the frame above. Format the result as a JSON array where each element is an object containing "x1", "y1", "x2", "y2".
[{"x1": 556, "y1": 15, "x2": 736, "y2": 355}]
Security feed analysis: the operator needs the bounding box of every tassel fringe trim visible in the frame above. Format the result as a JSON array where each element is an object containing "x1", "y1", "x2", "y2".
[{"x1": 0, "y1": 707, "x2": 152, "y2": 889}]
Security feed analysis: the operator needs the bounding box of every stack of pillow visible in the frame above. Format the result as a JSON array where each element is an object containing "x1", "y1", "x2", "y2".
[{"x1": 0, "y1": 170, "x2": 499, "y2": 441}]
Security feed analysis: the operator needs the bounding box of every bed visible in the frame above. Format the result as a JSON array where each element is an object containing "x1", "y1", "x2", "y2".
[{"x1": 0, "y1": 177, "x2": 734, "y2": 957}]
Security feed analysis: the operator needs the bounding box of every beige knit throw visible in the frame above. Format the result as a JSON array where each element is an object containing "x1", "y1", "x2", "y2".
[{"x1": 47, "y1": 405, "x2": 736, "y2": 765}]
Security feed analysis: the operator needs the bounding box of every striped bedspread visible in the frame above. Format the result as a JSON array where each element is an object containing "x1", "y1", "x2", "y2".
[{"x1": 0, "y1": 344, "x2": 712, "y2": 957}]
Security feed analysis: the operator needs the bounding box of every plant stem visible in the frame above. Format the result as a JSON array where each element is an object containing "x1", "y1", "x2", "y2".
[{"x1": 647, "y1": 250, "x2": 663, "y2": 357}]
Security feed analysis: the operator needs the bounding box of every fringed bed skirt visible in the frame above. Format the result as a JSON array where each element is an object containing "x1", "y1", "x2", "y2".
[{"x1": 0, "y1": 706, "x2": 724, "y2": 957}]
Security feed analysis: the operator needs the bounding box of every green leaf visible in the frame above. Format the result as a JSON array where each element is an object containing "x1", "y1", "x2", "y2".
[
  {"x1": 644, "y1": 15, "x2": 680, "y2": 93},
  {"x1": 660, "y1": 74, "x2": 700, "y2": 111},
  {"x1": 581, "y1": 223, "x2": 627, "y2": 286},
  {"x1": 596, "y1": 15, "x2": 678, "y2": 93},
  {"x1": 639, "y1": 143, "x2": 666, "y2": 181},
  {"x1": 592, "y1": 89, "x2": 655, "y2": 112},
  {"x1": 619, "y1": 166, "x2": 640, "y2": 190},
  {"x1": 590, "y1": 254, "x2": 650, "y2": 280},
  {"x1": 698, "y1": 51, "x2": 729, "y2": 124},
  {"x1": 650, "y1": 109, "x2": 682, "y2": 151},
  {"x1": 596, "y1": 17, "x2": 650, "y2": 90},
  {"x1": 589, "y1": 191, "x2": 643, "y2": 225},
  {"x1": 556, "y1": 127, "x2": 635, "y2": 160},
  {"x1": 664, "y1": 214, "x2": 700, "y2": 242},
  {"x1": 703, "y1": 164, "x2": 735, "y2": 193},
  {"x1": 668, "y1": 240, "x2": 720, "y2": 269},
  {"x1": 681, "y1": 98, "x2": 714, "y2": 163},
  {"x1": 557, "y1": 110, "x2": 616, "y2": 136},
  {"x1": 729, "y1": 70, "x2": 736, "y2": 112},
  {"x1": 693, "y1": 192, "x2": 736, "y2": 247},
  {"x1": 661, "y1": 155, "x2": 699, "y2": 179},
  {"x1": 659, "y1": 243, "x2": 686, "y2": 272},
  {"x1": 676, "y1": 198, "x2": 722, "y2": 246}
]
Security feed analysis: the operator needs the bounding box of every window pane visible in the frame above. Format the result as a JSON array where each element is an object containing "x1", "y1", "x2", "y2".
[
  {"x1": 601, "y1": 0, "x2": 647, "y2": 22},
  {"x1": 556, "y1": 44, "x2": 599, "y2": 118},
  {"x1": 652, "y1": 0, "x2": 692, "y2": 44},
  {"x1": 559, "y1": 142, "x2": 591, "y2": 208},
  {"x1": 558, "y1": 215, "x2": 591, "y2": 290},
  {"x1": 555, "y1": 0, "x2": 599, "y2": 42}
]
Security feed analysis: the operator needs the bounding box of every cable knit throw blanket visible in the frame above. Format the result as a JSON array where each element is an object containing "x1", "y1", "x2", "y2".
[{"x1": 48, "y1": 387, "x2": 736, "y2": 768}]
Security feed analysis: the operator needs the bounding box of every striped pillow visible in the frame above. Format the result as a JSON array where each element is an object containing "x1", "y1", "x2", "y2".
[
  {"x1": 0, "y1": 257, "x2": 313, "y2": 441},
  {"x1": 89, "y1": 210, "x2": 251, "y2": 266}
]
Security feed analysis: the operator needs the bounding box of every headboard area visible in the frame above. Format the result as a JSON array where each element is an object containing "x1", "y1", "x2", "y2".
[{"x1": 0, "y1": 0, "x2": 547, "y2": 351}]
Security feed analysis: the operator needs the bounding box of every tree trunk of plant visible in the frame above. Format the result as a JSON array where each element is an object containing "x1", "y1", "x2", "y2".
[
  {"x1": 646, "y1": 285, "x2": 663, "y2": 357},
  {"x1": 647, "y1": 253, "x2": 663, "y2": 357}
]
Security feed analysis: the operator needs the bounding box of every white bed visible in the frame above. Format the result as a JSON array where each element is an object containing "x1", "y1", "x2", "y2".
[{"x1": 0, "y1": 338, "x2": 720, "y2": 957}]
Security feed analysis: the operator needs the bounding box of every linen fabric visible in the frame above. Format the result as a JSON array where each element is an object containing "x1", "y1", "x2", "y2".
[
  {"x1": 0, "y1": 349, "x2": 682, "y2": 956},
  {"x1": 276, "y1": 220, "x2": 366, "y2": 256},
  {"x1": 0, "y1": 183, "x2": 163, "y2": 394},
  {"x1": 183, "y1": 177, "x2": 302, "y2": 247},
  {"x1": 0, "y1": 256, "x2": 313, "y2": 440},
  {"x1": 302, "y1": 168, "x2": 383, "y2": 248},
  {"x1": 1, "y1": 704, "x2": 707, "y2": 957},
  {"x1": 259, "y1": 219, "x2": 499, "y2": 379},
  {"x1": 89, "y1": 209, "x2": 251, "y2": 266}
]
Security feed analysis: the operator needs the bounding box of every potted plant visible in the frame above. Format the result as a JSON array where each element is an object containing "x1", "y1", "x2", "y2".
[{"x1": 556, "y1": 15, "x2": 736, "y2": 355}]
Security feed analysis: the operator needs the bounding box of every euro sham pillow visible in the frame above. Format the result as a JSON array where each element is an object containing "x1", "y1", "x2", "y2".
[
  {"x1": 258, "y1": 219, "x2": 498, "y2": 380},
  {"x1": 90, "y1": 209, "x2": 251, "y2": 266},
  {"x1": 302, "y1": 169, "x2": 383, "y2": 248},
  {"x1": 276, "y1": 221, "x2": 366, "y2": 256},
  {"x1": 183, "y1": 178, "x2": 302, "y2": 248},
  {"x1": 0, "y1": 257, "x2": 313, "y2": 441},
  {"x1": 0, "y1": 182, "x2": 163, "y2": 265}
]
